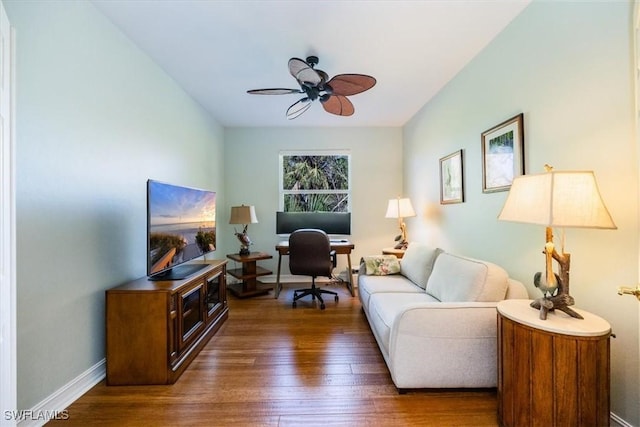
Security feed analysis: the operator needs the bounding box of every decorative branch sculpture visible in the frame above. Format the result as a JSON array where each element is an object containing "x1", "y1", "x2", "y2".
[{"x1": 530, "y1": 227, "x2": 583, "y2": 320}]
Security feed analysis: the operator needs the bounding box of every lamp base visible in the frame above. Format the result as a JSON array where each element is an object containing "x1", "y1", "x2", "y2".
[
  {"x1": 530, "y1": 294, "x2": 583, "y2": 320},
  {"x1": 393, "y1": 240, "x2": 408, "y2": 250},
  {"x1": 531, "y1": 227, "x2": 583, "y2": 320}
]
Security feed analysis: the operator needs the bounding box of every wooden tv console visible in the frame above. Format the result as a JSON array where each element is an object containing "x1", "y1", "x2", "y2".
[{"x1": 106, "y1": 260, "x2": 228, "y2": 385}]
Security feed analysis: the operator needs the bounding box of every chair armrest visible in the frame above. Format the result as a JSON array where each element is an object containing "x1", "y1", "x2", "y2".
[{"x1": 330, "y1": 250, "x2": 337, "y2": 267}]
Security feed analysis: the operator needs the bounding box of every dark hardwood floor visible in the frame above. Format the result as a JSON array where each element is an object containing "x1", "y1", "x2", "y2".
[{"x1": 49, "y1": 281, "x2": 498, "y2": 426}]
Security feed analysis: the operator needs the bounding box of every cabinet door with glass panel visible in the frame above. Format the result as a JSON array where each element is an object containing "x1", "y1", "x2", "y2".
[
  {"x1": 178, "y1": 282, "x2": 205, "y2": 353},
  {"x1": 205, "y1": 269, "x2": 226, "y2": 323}
]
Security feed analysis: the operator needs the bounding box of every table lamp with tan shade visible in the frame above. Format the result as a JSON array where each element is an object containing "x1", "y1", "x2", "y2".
[
  {"x1": 229, "y1": 205, "x2": 258, "y2": 255},
  {"x1": 498, "y1": 165, "x2": 616, "y2": 320}
]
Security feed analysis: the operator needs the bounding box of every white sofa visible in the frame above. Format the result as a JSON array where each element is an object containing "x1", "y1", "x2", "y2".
[{"x1": 358, "y1": 243, "x2": 528, "y2": 391}]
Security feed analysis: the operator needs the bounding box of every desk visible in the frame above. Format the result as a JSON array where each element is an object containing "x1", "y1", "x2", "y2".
[{"x1": 275, "y1": 240, "x2": 355, "y2": 299}]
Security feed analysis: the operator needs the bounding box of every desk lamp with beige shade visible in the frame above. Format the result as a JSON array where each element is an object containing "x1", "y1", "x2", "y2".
[{"x1": 385, "y1": 197, "x2": 416, "y2": 250}]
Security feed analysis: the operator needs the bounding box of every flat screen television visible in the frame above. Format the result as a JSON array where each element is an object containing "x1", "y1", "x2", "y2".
[{"x1": 147, "y1": 179, "x2": 217, "y2": 280}]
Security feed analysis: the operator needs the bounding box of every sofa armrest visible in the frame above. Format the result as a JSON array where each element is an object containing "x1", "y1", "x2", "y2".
[
  {"x1": 388, "y1": 303, "x2": 500, "y2": 388},
  {"x1": 506, "y1": 278, "x2": 529, "y2": 299},
  {"x1": 390, "y1": 302, "x2": 498, "y2": 342}
]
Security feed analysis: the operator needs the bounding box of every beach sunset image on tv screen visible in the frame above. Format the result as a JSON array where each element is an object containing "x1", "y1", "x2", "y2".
[{"x1": 147, "y1": 180, "x2": 216, "y2": 276}]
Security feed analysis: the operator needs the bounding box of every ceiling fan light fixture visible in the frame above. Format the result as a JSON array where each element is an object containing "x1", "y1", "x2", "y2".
[
  {"x1": 286, "y1": 97, "x2": 312, "y2": 120},
  {"x1": 248, "y1": 55, "x2": 375, "y2": 119}
]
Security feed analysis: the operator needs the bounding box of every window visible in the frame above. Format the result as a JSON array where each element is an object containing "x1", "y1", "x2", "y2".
[{"x1": 279, "y1": 152, "x2": 350, "y2": 212}]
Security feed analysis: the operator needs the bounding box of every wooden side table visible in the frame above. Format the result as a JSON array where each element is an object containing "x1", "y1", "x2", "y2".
[
  {"x1": 382, "y1": 247, "x2": 405, "y2": 259},
  {"x1": 226, "y1": 252, "x2": 273, "y2": 298},
  {"x1": 497, "y1": 299, "x2": 611, "y2": 427}
]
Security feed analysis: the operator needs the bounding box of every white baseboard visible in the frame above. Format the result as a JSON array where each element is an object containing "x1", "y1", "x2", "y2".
[
  {"x1": 17, "y1": 359, "x2": 105, "y2": 427},
  {"x1": 611, "y1": 412, "x2": 633, "y2": 427},
  {"x1": 256, "y1": 274, "x2": 307, "y2": 284},
  {"x1": 257, "y1": 272, "x2": 357, "y2": 286}
]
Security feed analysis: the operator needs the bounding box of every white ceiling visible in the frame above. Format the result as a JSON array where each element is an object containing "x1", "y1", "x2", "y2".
[{"x1": 92, "y1": 0, "x2": 531, "y2": 128}]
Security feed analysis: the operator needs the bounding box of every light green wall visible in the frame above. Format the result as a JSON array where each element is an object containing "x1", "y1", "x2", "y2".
[
  {"x1": 223, "y1": 127, "x2": 403, "y2": 275},
  {"x1": 5, "y1": 1, "x2": 225, "y2": 410},
  {"x1": 404, "y1": 1, "x2": 639, "y2": 423}
]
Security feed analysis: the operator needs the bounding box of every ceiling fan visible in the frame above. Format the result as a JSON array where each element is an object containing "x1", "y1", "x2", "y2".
[{"x1": 247, "y1": 56, "x2": 376, "y2": 120}]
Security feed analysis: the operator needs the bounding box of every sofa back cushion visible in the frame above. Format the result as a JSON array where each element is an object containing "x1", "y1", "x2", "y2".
[
  {"x1": 399, "y1": 243, "x2": 442, "y2": 289},
  {"x1": 425, "y1": 252, "x2": 509, "y2": 302}
]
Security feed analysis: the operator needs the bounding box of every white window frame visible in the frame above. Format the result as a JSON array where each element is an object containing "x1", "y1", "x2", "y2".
[{"x1": 279, "y1": 150, "x2": 351, "y2": 212}]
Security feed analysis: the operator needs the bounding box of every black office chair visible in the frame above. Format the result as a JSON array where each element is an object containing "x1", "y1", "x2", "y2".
[{"x1": 289, "y1": 229, "x2": 338, "y2": 310}]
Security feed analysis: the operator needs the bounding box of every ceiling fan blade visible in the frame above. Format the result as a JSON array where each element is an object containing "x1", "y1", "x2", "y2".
[
  {"x1": 321, "y1": 95, "x2": 354, "y2": 116},
  {"x1": 286, "y1": 97, "x2": 312, "y2": 120},
  {"x1": 327, "y1": 74, "x2": 376, "y2": 96},
  {"x1": 288, "y1": 57, "x2": 321, "y2": 86},
  {"x1": 247, "y1": 88, "x2": 302, "y2": 95}
]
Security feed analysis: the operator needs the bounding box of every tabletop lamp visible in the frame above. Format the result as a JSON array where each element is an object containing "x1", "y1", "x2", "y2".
[
  {"x1": 229, "y1": 205, "x2": 258, "y2": 255},
  {"x1": 385, "y1": 197, "x2": 416, "y2": 250},
  {"x1": 498, "y1": 166, "x2": 616, "y2": 319}
]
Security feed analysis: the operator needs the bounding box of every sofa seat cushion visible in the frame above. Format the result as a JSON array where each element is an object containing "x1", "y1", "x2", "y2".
[
  {"x1": 367, "y1": 292, "x2": 439, "y2": 355},
  {"x1": 358, "y1": 274, "x2": 422, "y2": 310},
  {"x1": 399, "y1": 243, "x2": 442, "y2": 289},
  {"x1": 425, "y1": 252, "x2": 509, "y2": 302}
]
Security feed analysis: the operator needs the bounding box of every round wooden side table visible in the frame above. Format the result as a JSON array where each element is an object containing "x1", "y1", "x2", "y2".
[
  {"x1": 382, "y1": 247, "x2": 405, "y2": 259},
  {"x1": 496, "y1": 299, "x2": 611, "y2": 427}
]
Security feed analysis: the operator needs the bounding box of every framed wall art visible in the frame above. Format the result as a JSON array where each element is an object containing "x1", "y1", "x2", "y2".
[
  {"x1": 439, "y1": 149, "x2": 464, "y2": 204},
  {"x1": 481, "y1": 113, "x2": 524, "y2": 193}
]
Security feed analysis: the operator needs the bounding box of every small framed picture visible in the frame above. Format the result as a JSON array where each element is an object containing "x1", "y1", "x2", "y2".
[
  {"x1": 439, "y1": 149, "x2": 464, "y2": 204},
  {"x1": 481, "y1": 113, "x2": 524, "y2": 193}
]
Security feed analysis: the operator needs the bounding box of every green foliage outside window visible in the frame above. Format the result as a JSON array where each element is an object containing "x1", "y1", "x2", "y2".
[{"x1": 282, "y1": 155, "x2": 349, "y2": 212}]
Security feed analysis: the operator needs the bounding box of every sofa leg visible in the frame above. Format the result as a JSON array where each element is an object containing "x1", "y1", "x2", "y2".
[{"x1": 397, "y1": 388, "x2": 408, "y2": 395}]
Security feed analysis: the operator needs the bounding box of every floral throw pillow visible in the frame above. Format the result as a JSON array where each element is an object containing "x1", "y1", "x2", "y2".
[{"x1": 361, "y1": 255, "x2": 401, "y2": 276}]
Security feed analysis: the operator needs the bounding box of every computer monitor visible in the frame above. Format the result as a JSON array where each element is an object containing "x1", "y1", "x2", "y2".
[{"x1": 276, "y1": 211, "x2": 351, "y2": 235}]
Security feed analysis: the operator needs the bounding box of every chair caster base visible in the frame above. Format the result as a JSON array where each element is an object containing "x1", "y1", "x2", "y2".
[{"x1": 291, "y1": 282, "x2": 338, "y2": 310}]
